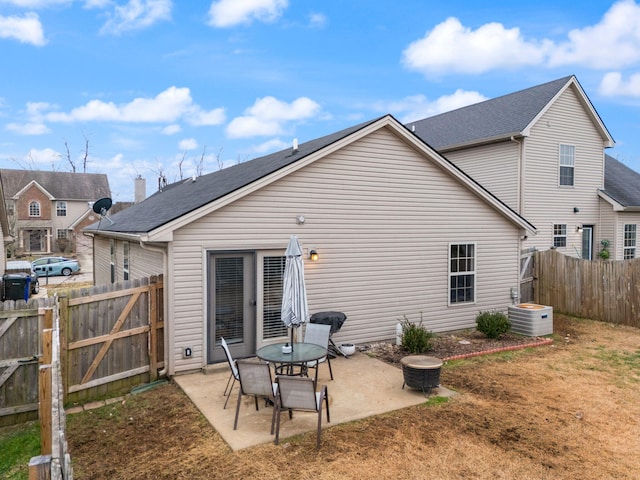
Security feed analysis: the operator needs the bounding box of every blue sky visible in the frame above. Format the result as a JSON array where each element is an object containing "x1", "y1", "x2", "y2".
[{"x1": 1, "y1": 0, "x2": 640, "y2": 202}]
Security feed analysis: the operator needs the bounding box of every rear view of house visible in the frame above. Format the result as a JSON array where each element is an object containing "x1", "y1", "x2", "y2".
[{"x1": 86, "y1": 115, "x2": 534, "y2": 375}]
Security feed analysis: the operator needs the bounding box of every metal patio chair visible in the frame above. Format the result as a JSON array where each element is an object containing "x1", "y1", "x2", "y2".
[
  {"x1": 220, "y1": 337, "x2": 239, "y2": 409},
  {"x1": 233, "y1": 359, "x2": 278, "y2": 433},
  {"x1": 303, "y1": 323, "x2": 334, "y2": 380},
  {"x1": 274, "y1": 375, "x2": 330, "y2": 450}
]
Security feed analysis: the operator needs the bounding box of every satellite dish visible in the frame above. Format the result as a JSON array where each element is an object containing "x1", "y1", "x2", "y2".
[{"x1": 92, "y1": 197, "x2": 114, "y2": 225}]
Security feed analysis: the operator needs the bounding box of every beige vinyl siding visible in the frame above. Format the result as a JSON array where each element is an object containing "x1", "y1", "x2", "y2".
[
  {"x1": 613, "y1": 212, "x2": 640, "y2": 260},
  {"x1": 169, "y1": 127, "x2": 522, "y2": 372},
  {"x1": 522, "y1": 86, "x2": 605, "y2": 255},
  {"x1": 598, "y1": 198, "x2": 616, "y2": 258},
  {"x1": 93, "y1": 236, "x2": 163, "y2": 285},
  {"x1": 445, "y1": 141, "x2": 520, "y2": 210}
]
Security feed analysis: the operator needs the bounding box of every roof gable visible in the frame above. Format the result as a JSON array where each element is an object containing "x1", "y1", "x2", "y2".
[
  {"x1": 0, "y1": 169, "x2": 111, "y2": 201},
  {"x1": 87, "y1": 115, "x2": 535, "y2": 238},
  {"x1": 409, "y1": 76, "x2": 614, "y2": 151}
]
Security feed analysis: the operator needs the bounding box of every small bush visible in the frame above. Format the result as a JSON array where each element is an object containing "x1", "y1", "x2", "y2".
[
  {"x1": 401, "y1": 315, "x2": 434, "y2": 353},
  {"x1": 476, "y1": 310, "x2": 511, "y2": 339}
]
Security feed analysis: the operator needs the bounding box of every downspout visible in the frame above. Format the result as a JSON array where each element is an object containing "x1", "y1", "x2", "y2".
[
  {"x1": 510, "y1": 136, "x2": 524, "y2": 214},
  {"x1": 139, "y1": 240, "x2": 169, "y2": 377}
]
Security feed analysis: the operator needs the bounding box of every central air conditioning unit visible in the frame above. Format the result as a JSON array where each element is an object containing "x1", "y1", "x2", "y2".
[{"x1": 508, "y1": 303, "x2": 553, "y2": 336}]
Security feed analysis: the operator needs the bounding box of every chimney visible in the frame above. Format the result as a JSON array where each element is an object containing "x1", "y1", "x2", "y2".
[{"x1": 135, "y1": 175, "x2": 146, "y2": 203}]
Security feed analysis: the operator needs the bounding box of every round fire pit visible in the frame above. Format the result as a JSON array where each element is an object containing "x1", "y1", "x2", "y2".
[{"x1": 400, "y1": 355, "x2": 443, "y2": 395}]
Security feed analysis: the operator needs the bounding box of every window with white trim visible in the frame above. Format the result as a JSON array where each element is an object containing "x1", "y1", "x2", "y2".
[
  {"x1": 624, "y1": 224, "x2": 636, "y2": 259},
  {"x1": 110, "y1": 239, "x2": 115, "y2": 284},
  {"x1": 449, "y1": 243, "x2": 476, "y2": 304},
  {"x1": 56, "y1": 201, "x2": 67, "y2": 216},
  {"x1": 56, "y1": 229, "x2": 68, "y2": 239},
  {"x1": 29, "y1": 201, "x2": 40, "y2": 217},
  {"x1": 559, "y1": 144, "x2": 575, "y2": 186},
  {"x1": 262, "y1": 255, "x2": 287, "y2": 340},
  {"x1": 123, "y1": 241, "x2": 130, "y2": 281},
  {"x1": 553, "y1": 224, "x2": 567, "y2": 248}
]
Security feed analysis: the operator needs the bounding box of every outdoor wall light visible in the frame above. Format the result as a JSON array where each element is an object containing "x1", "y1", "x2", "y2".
[
  {"x1": 573, "y1": 207, "x2": 580, "y2": 213},
  {"x1": 309, "y1": 250, "x2": 318, "y2": 262},
  {"x1": 576, "y1": 225, "x2": 583, "y2": 233}
]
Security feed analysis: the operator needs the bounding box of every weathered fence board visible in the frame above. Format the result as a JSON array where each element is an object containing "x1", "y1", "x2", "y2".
[{"x1": 535, "y1": 249, "x2": 640, "y2": 328}]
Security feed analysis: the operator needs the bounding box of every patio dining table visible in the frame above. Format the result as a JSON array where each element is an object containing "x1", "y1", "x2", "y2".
[{"x1": 256, "y1": 342, "x2": 327, "y2": 384}]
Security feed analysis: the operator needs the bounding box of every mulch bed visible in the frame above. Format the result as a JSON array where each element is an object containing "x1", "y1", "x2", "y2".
[{"x1": 361, "y1": 330, "x2": 553, "y2": 366}]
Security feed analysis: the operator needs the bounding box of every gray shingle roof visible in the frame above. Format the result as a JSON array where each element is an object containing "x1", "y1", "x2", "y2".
[
  {"x1": 0, "y1": 169, "x2": 111, "y2": 200},
  {"x1": 408, "y1": 76, "x2": 575, "y2": 150},
  {"x1": 88, "y1": 117, "x2": 382, "y2": 234},
  {"x1": 603, "y1": 154, "x2": 640, "y2": 208}
]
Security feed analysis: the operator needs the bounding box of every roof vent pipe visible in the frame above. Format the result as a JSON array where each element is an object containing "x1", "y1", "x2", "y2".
[{"x1": 293, "y1": 138, "x2": 298, "y2": 153}]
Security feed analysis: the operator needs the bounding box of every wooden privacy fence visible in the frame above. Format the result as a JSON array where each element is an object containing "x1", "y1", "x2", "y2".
[
  {"x1": 535, "y1": 249, "x2": 640, "y2": 328},
  {"x1": 61, "y1": 275, "x2": 164, "y2": 405},
  {"x1": 0, "y1": 297, "x2": 57, "y2": 427}
]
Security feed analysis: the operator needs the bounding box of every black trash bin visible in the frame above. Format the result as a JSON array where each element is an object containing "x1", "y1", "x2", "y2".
[{"x1": 2, "y1": 273, "x2": 31, "y2": 301}]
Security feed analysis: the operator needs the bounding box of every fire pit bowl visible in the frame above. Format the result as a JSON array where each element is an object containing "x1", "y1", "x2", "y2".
[{"x1": 400, "y1": 355, "x2": 443, "y2": 395}]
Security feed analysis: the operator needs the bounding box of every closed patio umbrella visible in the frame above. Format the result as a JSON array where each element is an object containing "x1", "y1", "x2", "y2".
[{"x1": 281, "y1": 234, "x2": 309, "y2": 350}]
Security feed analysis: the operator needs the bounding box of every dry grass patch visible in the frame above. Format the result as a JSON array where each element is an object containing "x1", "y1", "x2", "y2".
[{"x1": 67, "y1": 315, "x2": 640, "y2": 479}]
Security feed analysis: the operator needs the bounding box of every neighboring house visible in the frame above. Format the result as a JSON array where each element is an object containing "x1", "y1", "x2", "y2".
[
  {"x1": 85, "y1": 115, "x2": 535, "y2": 374},
  {"x1": 410, "y1": 75, "x2": 615, "y2": 260},
  {"x1": 598, "y1": 154, "x2": 640, "y2": 260},
  {"x1": 0, "y1": 176, "x2": 12, "y2": 272},
  {"x1": 0, "y1": 169, "x2": 111, "y2": 257}
]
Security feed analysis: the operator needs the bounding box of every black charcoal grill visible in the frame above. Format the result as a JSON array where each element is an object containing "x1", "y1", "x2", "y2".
[{"x1": 309, "y1": 311, "x2": 347, "y2": 357}]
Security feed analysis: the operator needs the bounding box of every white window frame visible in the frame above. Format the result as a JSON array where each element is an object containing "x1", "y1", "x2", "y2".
[
  {"x1": 553, "y1": 224, "x2": 567, "y2": 248},
  {"x1": 123, "y1": 241, "x2": 130, "y2": 281},
  {"x1": 29, "y1": 201, "x2": 40, "y2": 217},
  {"x1": 56, "y1": 229, "x2": 68, "y2": 239},
  {"x1": 448, "y1": 242, "x2": 476, "y2": 306},
  {"x1": 56, "y1": 201, "x2": 67, "y2": 217},
  {"x1": 559, "y1": 144, "x2": 575, "y2": 186},
  {"x1": 624, "y1": 224, "x2": 637, "y2": 259}
]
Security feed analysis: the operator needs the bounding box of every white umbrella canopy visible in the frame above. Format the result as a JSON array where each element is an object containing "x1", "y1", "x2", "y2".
[{"x1": 281, "y1": 234, "x2": 309, "y2": 348}]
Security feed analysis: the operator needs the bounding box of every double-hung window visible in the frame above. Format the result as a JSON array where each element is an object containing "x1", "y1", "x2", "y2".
[
  {"x1": 559, "y1": 144, "x2": 575, "y2": 186},
  {"x1": 29, "y1": 201, "x2": 40, "y2": 217},
  {"x1": 449, "y1": 243, "x2": 476, "y2": 305},
  {"x1": 262, "y1": 256, "x2": 287, "y2": 340},
  {"x1": 56, "y1": 201, "x2": 67, "y2": 216},
  {"x1": 123, "y1": 241, "x2": 130, "y2": 281},
  {"x1": 624, "y1": 224, "x2": 637, "y2": 259},
  {"x1": 553, "y1": 224, "x2": 567, "y2": 248}
]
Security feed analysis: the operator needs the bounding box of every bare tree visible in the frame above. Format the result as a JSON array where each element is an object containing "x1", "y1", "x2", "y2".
[
  {"x1": 196, "y1": 146, "x2": 207, "y2": 176},
  {"x1": 82, "y1": 134, "x2": 90, "y2": 173},
  {"x1": 64, "y1": 141, "x2": 75, "y2": 172}
]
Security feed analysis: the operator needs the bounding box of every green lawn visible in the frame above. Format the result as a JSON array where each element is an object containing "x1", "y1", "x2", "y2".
[{"x1": 0, "y1": 421, "x2": 41, "y2": 480}]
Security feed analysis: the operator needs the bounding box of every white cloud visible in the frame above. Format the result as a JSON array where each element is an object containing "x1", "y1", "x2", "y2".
[
  {"x1": 380, "y1": 90, "x2": 488, "y2": 123},
  {"x1": 250, "y1": 138, "x2": 288, "y2": 154},
  {"x1": 162, "y1": 124, "x2": 181, "y2": 135},
  {"x1": 100, "y1": 0, "x2": 171, "y2": 34},
  {"x1": 402, "y1": 1, "x2": 640, "y2": 76},
  {"x1": 25, "y1": 147, "x2": 61, "y2": 165},
  {"x1": 308, "y1": 12, "x2": 326, "y2": 28},
  {"x1": 5, "y1": 121, "x2": 50, "y2": 135},
  {"x1": 207, "y1": 0, "x2": 287, "y2": 28},
  {"x1": 549, "y1": 0, "x2": 640, "y2": 69},
  {"x1": 178, "y1": 137, "x2": 197, "y2": 150},
  {"x1": 599, "y1": 71, "x2": 640, "y2": 97},
  {"x1": 226, "y1": 96, "x2": 321, "y2": 138},
  {"x1": 402, "y1": 17, "x2": 550, "y2": 75},
  {"x1": 41, "y1": 86, "x2": 222, "y2": 127},
  {"x1": 0, "y1": 12, "x2": 46, "y2": 46},
  {"x1": 0, "y1": 0, "x2": 72, "y2": 7}
]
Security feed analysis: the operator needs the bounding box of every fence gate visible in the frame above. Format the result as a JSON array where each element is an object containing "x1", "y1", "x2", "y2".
[
  {"x1": 62, "y1": 276, "x2": 163, "y2": 405},
  {"x1": 519, "y1": 248, "x2": 536, "y2": 304},
  {"x1": 0, "y1": 301, "x2": 51, "y2": 427}
]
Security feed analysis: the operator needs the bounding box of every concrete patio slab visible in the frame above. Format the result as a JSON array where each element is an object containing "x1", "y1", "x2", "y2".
[{"x1": 173, "y1": 352, "x2": 455, "y2": 451}]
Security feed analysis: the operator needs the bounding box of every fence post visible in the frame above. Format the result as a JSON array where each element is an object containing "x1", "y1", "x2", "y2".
[
  {"x1": 28, "y1": 454, "x2": 51, "y2": 480},
  {"x1": 57, "y1": 294, "x2": 69, "y2": 396},
  {"x1": 38, "y1": 363, "x2": 52, "y2": 456},
  {"x1": 149, "y1": 276, "x2": 158, "y2": 381}
]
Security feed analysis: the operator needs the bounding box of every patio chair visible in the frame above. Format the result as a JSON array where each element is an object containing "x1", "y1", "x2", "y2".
[
  {"x1": 233, "y1": 360, "x2": 278, "y2": 433},
  {"x1": 220, "y1": 337, "x2": 239, "y2": 409},
  {"x1": 303, "y1": 323, "x2": 334, "y2": 380},
  {"x1": 274, "y1": 375, "x2": 330, "y2": 450}
]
